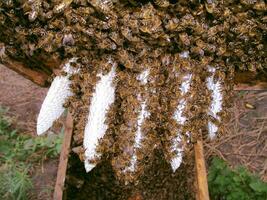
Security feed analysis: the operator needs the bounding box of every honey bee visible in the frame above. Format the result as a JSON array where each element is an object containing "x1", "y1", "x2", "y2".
[
  {"x1": 253, "y1": 1, "x2": 266, "y2": 11},
  {"x1": 117, "y1": 50, "x2": 135, "y2": 69},
  {"x1": 63, "y1": 33, "x2": 75, "y2": 46},
  {"x1": 0, "y1": 43, "x2": 6, "y2": 61},
  {"x1": 165, "y1": 18, "x2": 179, "y2": 31},
  {"x1": 154, "y1": 0, "x2": 169, "y2": 8},
  {"x1": 72, "y1": 146, "x2": 85, "y2": 161},
  {"x1": 53, "y1": 0, "x2": 73, "y2": 13},
  {"x1": 28, "y1": 0, "x2": 42, "y2": 22},
  {"x1": 89, "y1": 0, "x2": 113, "y2": 14},
  {"x1": 73, "y1": 0, "x2": 88, "y2": 6},
  {"x1": 28, "y1": 10, "x2": 38, "y2": 22},
  {"x1": 205, "y1": 0, "x2": 216, "y2": 14},
  {"x1": 37, "y1": 32, "x2": 54, "y2": 49},
  {"x1": 179, "y1": 32, "x2": 190, "y2": 46},
  {"x1": 240, "y1": 0, "x2": 257, "y2": 5},
  {"x1": 2, "y1": 0, "x2": 13, "y2": 8}
]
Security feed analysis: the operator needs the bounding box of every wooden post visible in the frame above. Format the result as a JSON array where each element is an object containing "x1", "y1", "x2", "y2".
[
  {"x1": 54, "y1": 112, "x2": 73, "y2": 200},
  {"x1": 194, "y1": 138, "x2": 210, "y2": 200}
]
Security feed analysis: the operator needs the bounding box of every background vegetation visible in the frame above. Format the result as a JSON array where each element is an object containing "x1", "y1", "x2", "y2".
[
  {"x1": 208, "y1": 157, "x2": 267, "y2": 200},
  {"x1": 0, "y1": 107, "x2": 62, "y2": 200}
]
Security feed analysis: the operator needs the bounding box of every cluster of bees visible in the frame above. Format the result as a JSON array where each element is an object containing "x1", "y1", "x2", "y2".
[
  {"x1": 0, "y1": 0, "x2": 266, "y2": 182},
  {"x1": 0, "y1": 0, "x2": 265, "y2": 71}
]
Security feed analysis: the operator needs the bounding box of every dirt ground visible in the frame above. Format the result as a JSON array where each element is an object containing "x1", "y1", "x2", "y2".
[
  {"x1": 206, "y1": 91, "x2": 267, "y2": 182},
  {"x1": 0, "y1": 64, "x2": 48, "y2": 134},
  {"x1": 0, "y1": 64, "x2": 266, "y2": 199}
]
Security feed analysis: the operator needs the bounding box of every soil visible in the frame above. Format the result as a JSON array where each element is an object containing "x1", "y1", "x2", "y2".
[
  {"x1": 0, "y1": 64, "x2": 48, "y2": 134},
  {"x1": 29, "y1": 159, "x2": 59, "y2": 200},
  {"x1": 206, "y1": 91, "x2": 267, "y2": 182}
]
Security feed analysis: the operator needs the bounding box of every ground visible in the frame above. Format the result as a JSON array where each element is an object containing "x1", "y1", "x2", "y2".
[
  {"x1": 0, "y1": 64, "x2": 266, "y2": 199},
  {"x1": 0, "y1": 64, "x2": 47, "y2": 134},
  {"x1": 206, "y1": 90, "x2": 267, "y2": 182},
  {"x1": 0, "y1": 65, "x2": 57, "y2": 200}
]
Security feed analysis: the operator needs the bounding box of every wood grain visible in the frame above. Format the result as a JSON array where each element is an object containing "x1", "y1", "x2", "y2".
[
  {"x1": 53, "y1": 112, "x2": 73, "y2": 200},
  {"x1": 3, "y1": 59, "x2": 49, "y2": 87},
  {"x1": 194, "y1": 138, "x2": 210, "y2": 200}
]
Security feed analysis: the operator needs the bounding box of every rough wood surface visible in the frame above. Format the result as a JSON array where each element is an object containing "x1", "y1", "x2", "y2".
[
  {"x1": 54, "y1": 112, "x2": 73, "y2": 200},
  {"x1": 3, "y1": 60, "x2": 49, "y2": 87},
  {"x1": 234, "y1": 71, "x2": 267, "y2": 90},
  {"x1": 234, "y1": 82, "x2": 267, "y2": 91},
  {"x1": 194, "y1": 138, "x2": 210, "y2": 200}
]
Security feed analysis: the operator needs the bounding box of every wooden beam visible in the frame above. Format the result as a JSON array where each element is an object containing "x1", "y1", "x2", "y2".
[
  {"x1": 54, "y1": 112, "x2": 73, "y2": 200},
  {"x1": 234, "y1": 82, "x2": 267, "y2": 91},
  {"x1": 194, "y1": 138, "x2": 210, "y2": 200},
  {"x1": 3, "y1": 59, "x2": 49, "y2": 87},
  {"x1": 234, "y1": 71, "x2": 267, "y2": 90}
]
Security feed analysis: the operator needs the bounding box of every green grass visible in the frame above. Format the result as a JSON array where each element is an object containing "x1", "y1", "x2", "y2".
[
  {"x1": 0, "y1": 107, "x2": 63, "y2": 200},
  {"x1": 208, "y1": 157, "x2": 267, "y2": 200}
]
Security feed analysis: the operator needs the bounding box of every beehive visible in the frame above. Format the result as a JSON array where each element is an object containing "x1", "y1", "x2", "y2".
[{"x1": 0, "y1": 0, "x2": 266, "y2": 186}]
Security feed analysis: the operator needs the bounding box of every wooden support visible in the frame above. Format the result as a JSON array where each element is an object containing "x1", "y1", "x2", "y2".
[
  {"x1": 194, "y1": 138, "x2": 210, "y2": 200},
  {"x1": 2, "y1": 60, "x2": 49, "y2": 87},
  {"x1": 54, "y1": 112, "x2": 73, "y2": 200},
  {"x1": 234, "y1": 71, "x2": 267, "y2": 91},
  {"x1": 234, "y1": 82, "x2": 267, "y2": 91}
]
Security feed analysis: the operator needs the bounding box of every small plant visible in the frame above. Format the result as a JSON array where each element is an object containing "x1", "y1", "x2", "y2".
[
  {"x1": 0, "y1": 107, "x2": 63, "y2": 200},
  {"x1": 208, "y1": 157, "x2": 267, "y2": 200},
  {"x1": 0, "y1": 163, "x2": 32, "y2": 200}
]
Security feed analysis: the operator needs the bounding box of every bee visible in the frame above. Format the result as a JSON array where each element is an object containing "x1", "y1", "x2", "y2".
[
  {"x1": 28, "y1": 10, "x2": 38, "y2": 22},
  {"x1": 117, "y1": 50, "x2": 135, "y2": 69},
  {"x1": 253, "y1": 1, "x2": 266, "y2": 11},
  {"x1": 53, "y1": 0, "x2": 73, "y2": 14},
  {"x1": 73, "y1": 0, "x2": 88, "y2": 6},
  {"x1": 205, "y1": 0, "x2": 216, "y2": 14},
  {"x1": 190, "y1": 46, "x2": 204, "y2": 57},
  {"x1": 37, "y1": 32, "x2": 54, "y2": 49},
  {"x1": 49, "y1": 19, "x2": 65, "y2": 30},
  {"x1": 98, "y1": 38, "x2": 117, "y2": 50},
  {"x1": 154, "y1": 0, "x2": 169, "y2": 8},
  {"x1": 72, "y1": 146, "x2": 85, "y2": 161},
  {"x1": 165, "y1": 18, "x2": 179, "y2": 31},
  {"x1": 3, "y1": 0, "x2": 13, "y2": 8},
  {"x1": 0, "y1": 43, "x2": 6, "y2": 61},
  {"x1": 179, "y1": 32, "x2": 190, "y2": 46},
  {"x1": 42, "y1": 11, "x2": 53, "y2": 20},
  {"x1": 109, "y1": 32, "x2": 124, "y2": 46},
  {"x1": 76, "y1": 7, "x2": 94, "y2": 15},
  {"x1": 89, "y1": 0, "x2": 113, "y2": 14},
  {"x1": 70, "y1": 12, "x2": 87, "y2": 25},
  {"x1": 28, "y1": 0, "x2": 42, "y2": 22},
  {"x1": 121, "y1": 27, "x2": 140, "y2": 43},
  {"x1": 240, "y1": 0, "x2": 257, "y2": 5},
  {"x1": 63, "y1": 33, "x2": 75, "y2": 46}
]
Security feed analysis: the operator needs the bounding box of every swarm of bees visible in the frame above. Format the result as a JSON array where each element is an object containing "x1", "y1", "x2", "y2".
[{"x1": 0, "y1": 0, "x2": 266, "y2": 183}]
